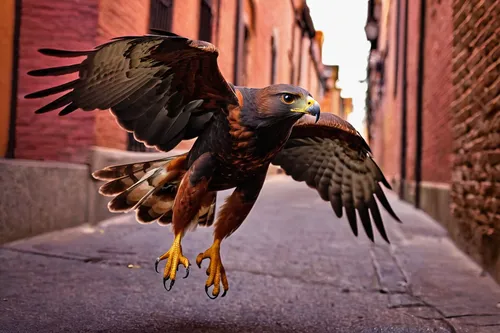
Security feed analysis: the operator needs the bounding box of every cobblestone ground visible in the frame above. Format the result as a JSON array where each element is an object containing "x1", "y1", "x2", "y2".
[{"x1": 1, "y1": 175, "x2": 499, "y2": 333}]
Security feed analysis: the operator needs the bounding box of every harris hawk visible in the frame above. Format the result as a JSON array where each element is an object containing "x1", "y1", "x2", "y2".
[{"x1": 26, "y1": 30, "x2": 400, "y2": 299}]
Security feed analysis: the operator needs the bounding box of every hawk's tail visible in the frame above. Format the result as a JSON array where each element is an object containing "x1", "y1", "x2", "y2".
[{"x1": 92, "y1": 154, "x2": 216, "y2": 227}]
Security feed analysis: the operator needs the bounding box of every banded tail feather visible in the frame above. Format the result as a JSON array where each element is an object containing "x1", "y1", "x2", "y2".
[
  {"x1": 93, "y1": 156, "x2": 181, "y2": 195},
  {"x1": 93, "y1": 154, "x2": 217, "y2": 227}
]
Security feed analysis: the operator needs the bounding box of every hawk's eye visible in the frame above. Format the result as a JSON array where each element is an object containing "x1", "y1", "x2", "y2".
[{"x1": 281, "y1": 94, "x2": 296, "y2": 104}]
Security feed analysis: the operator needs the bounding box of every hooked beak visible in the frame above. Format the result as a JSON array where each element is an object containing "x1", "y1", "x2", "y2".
[
  {"x1": 305, "y1": 96, "x2": 321, "y2": 123},
  {"x1": 291, "y1": 96, "x2": 321, "y2": 123}
]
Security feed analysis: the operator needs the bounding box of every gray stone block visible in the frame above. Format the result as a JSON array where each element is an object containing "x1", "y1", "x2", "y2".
[{"x1": 0, "y1": 159, "x2": 90, "y2": 243}]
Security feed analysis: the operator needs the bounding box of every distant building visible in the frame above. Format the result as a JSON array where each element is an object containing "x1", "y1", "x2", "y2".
[
  {"x1": 0, "y1": 0, "x2": 330, "y2": 243},
  {"x1": 365, "y1": 0, "x2": 499, "y2": 283},
  {"x1": 321, "y1": 65, "x2": 342, "y2": 116}
]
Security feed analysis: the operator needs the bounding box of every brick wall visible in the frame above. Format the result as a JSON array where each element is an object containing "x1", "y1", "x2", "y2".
[
  {"x1": 251, "y1": 0, "x2": 295, "y2": 88},
  {"x1": 94, "y1": 0, "x2": 150, "y2": 150},
  {"x1": 450, "y1": 0, "x2": 500, "y2": 280},
  {"x1": 404, "y1": 0, "x2": 421, "y2": 182},
  {"x1": 422, "y1": 0, "x2": 454, "y2": 183},
  {"x1": 172, "y1": 0, "x2": 200, "y2": 40},
  {"x1": 371, "y1": 0, "x2": 402, "y2": 181},
  {"x1": 15, "y1": 0, "x2": 324, "y2": 162},
  {"x1": 16, "y1": 0, "x2": 98, "y2": 163},
  {"x1": 218, "y1": 0, "x2": 320, "y2": 91},
  {"x1": 368, "y1": 0, "x2": 499, "y2": 281},
  {"x1": 0, "y1": 0, "x2": 14, "y2": 157},
  {"x1": 371, "y1": 0, "x2": 455, "y2": 185},
  {"x1": 171, "y1": 0, "x2": 322, "y2": 92}
]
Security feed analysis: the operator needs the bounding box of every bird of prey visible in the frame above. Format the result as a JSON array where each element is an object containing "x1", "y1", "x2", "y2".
[{"x1": 26, "y1": 30, "x2": 400, "y2": 299}]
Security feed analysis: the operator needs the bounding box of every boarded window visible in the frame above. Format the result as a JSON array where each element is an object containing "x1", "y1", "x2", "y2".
[
  {"x1": 198, "y1": 0, "x2": 213, "y2": 42},
  {"x1": 150, "y1": 0, "x2": 174, "y2": 32}
]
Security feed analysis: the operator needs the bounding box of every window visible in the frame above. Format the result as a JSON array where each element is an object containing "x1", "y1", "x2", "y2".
[
  {"x1": 198, "y1": 0, "x2": 213, "y2": 42},
  {"x1": 270, "y1": 35, "x2": 277, "y2": 84},
  {"x1": 240, "y1": 25, "x2": 251, "y2": 86},
  {"x1": 150, "y1": 0, "x2": 174, "y2": 32},
  {"x1": 234, "y1": 0, "x2": 255, "y2": 85}
]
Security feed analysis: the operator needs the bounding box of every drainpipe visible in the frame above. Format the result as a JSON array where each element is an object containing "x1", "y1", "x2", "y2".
[
  {"x1": 6, "y1": 0, "x2": 22, "y2": 158},
  {"x1": 215, "y1": 0, "x2": 221, "y2": 46},
  {"x1": 399, "y1": 0, "x2": 409, "y2": 199},
  {"x1": 415, "y1": 0, "x2": 427, "y2": 208},
  {"x1": 233, "y1": 0, "x2": 243, "y2": 85}
]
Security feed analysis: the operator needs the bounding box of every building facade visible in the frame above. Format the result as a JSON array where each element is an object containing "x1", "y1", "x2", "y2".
[
  {"x1": 0, "y1": 0, "x2": 336, "y2": 243},
  {"x1": 2, "y1": 0, "x2": 329, "y2": 163},
  {"x1": 366, "y1": 0, "x2": 499, "y2": 282}
]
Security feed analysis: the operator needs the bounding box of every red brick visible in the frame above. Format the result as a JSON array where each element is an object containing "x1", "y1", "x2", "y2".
[
  {"x1": 94, "y1": 0, "x2": 150, "y2": 150},
  {"x1": 421, "y1": 0, "x2": 454, "y2": 184},
  {"x1": 16, "y1": 0, "x2": 99, "y2": 163},
  {"x1": 370, "y1": 0, "x2": 454, "y2": 184},
  {"x1": 449, "y1": 0, "x2": 500, "y2": 279}
]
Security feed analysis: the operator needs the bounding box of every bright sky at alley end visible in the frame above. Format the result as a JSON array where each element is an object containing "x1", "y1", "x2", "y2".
[{"x1": 307, "y1": 0, "x2": 371, "y2": 136}]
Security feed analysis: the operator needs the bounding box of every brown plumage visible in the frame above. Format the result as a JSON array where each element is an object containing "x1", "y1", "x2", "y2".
[{"x1": 27, "y1": 30, "x2": 400, "y2": 299}]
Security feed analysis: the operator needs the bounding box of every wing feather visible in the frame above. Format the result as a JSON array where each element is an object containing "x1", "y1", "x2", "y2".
[
  {"x1": 26, "y1": 34, "x2": 238, "y2": 152},
  {"x1": 272, "y1": 113, "x2": 401, "y2": 243}
]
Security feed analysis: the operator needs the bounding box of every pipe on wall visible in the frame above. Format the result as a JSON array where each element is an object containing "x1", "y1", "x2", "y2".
[
  {"x1": 415, "y1": 0, "x2": 427, "y2": 208},
  {"x1": 399, "y1": 0, "x2": 409, "y2": 199},
  {"x1": 6, "y1": 0, "x2": 22, "y2": 158},
  {"x1": 233, "y1": 0, "x2": 243, "y2": 85}
]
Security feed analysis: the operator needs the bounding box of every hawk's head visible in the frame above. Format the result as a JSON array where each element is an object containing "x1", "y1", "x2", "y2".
[{"x1": 239, "y1": 84, "x2": 321, "y2": 128}]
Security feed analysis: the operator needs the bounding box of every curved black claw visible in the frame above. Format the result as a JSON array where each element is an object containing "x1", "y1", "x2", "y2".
[
  {"x1": 163, "y1": 278, "x2": 175, "y2": 291},
  {"x1": 183, "y1": 265, "x2": 190, "y2": 279},
  {"x1": 221, "y1": 289, "x2": 228, "y2": 298},
  {"x1": 205, "y1": 285, "x2": 218, "y2": 300},
  {"x1": 155, "y1": 257, "x2": 161, "y2": 273}
]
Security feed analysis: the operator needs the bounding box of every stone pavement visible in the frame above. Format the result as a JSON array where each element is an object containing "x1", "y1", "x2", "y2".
[{"x1": 1, "y1": 175, "x2": 499, "y2": 333}]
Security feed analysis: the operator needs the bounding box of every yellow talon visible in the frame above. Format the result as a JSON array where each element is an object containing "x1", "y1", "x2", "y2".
[
  {"x1": 155, "y1": 233, "x2": 190, "y2": 291},
  {"x1": 196, "y1": 239, "x2": 229, "y2": 299}
]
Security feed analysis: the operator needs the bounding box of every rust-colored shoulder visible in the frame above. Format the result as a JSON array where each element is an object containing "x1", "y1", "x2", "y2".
[
  {"x1": 293, "y1": 113, "x2": 358, "y2": 137},
  {"x1": 235, "y1": 90, "x2": 245, "y2": 107},
  {"x1": 290, "y1": 113, "x2": 370, "y2": 152}
]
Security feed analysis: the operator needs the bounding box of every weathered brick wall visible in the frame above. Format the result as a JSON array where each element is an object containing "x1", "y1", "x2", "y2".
[
  {"x1": 298, "y1": 37, "x2": 311, "y2": 88},
  {"x1": 94, "y1": 0, "x2": 150, "y2": 150},
  {"x1": 172, "y1": 0, "x2": 200, "y2": 40},
  {"x1": 0, "y1": 0, "x2": 14, "y2": 157},
  {"x1": 404, "y1": 0, "x2": 421, "y2": 182},
  {"x1": 216, "y1": 0, "x2": 319, "y2": 90},
  {"x1": 371, "y1": 0, "x2": 402, "y2": 182},
  {"x1": 215, "y1": 0, "x2": 238, "y2": 83},
  {"x1": 249, "y1": 0, "x2": 295, "y2": 88},
  {"x1": 422, "y1": 0, "x2": 454, "y2": 183},
  {"x1": 450, "y1": 0, "x2": 500, "y2": 280},
  {"x1": 16, "y1": 0, "x2": 99, "y2": 163},
  {"x1": 371, "y1": 0, "x2": 454, "y2": 186}
]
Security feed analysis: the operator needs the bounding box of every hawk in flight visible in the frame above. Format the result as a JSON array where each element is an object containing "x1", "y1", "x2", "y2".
[{"x1": 26, "y1": 30, "x2": 400, "y2": 299}]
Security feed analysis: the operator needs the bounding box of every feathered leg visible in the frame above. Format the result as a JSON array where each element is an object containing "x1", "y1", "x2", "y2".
[
  {"x1": 155, "y1": 153, "x2": 216, "y2": 291},
  {"x1": 196, "y1": 173, "x2": 266, "y2": 299}
]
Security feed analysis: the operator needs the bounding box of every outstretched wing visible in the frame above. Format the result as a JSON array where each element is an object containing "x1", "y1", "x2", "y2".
[
  {"x1": 272, "y1": 113, "x2": 401, "y2": 243},
  {"x1": 25, "y1": 33, "x2": 239, "y2": 152}
]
